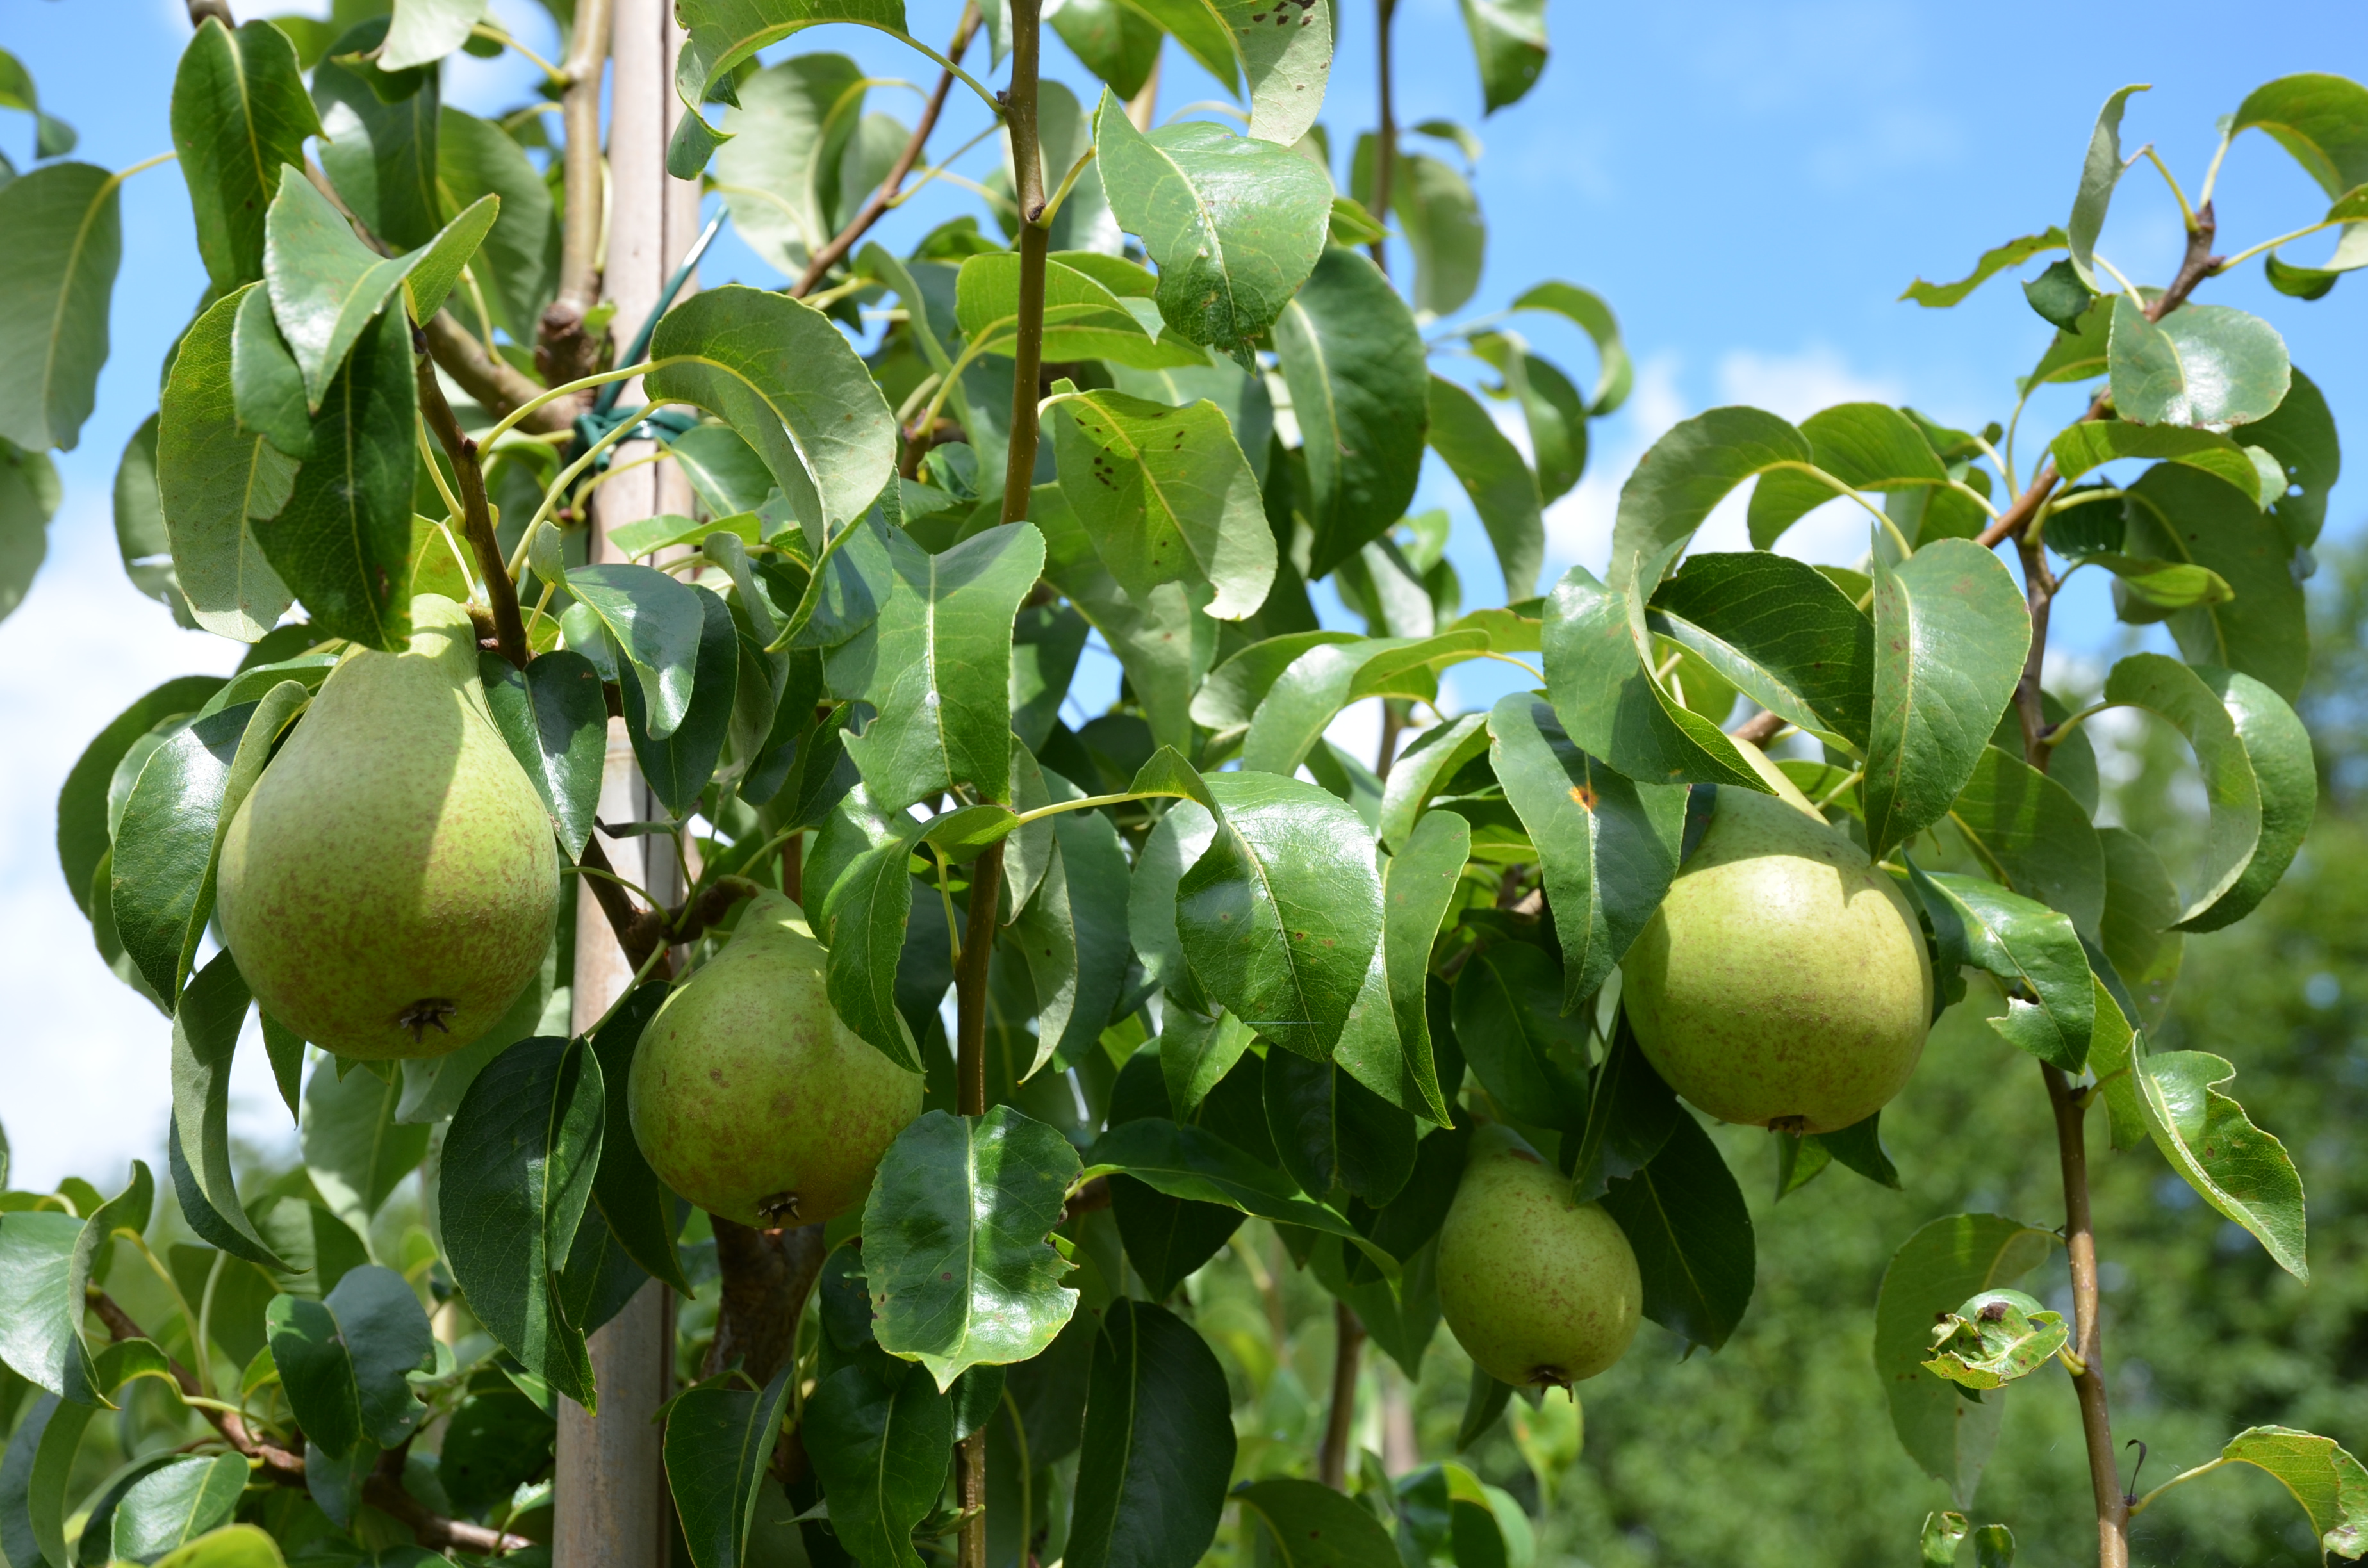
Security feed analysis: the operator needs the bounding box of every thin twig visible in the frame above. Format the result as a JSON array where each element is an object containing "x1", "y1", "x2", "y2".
[
  {"x1": 1317, "y1": 1300, "x2": 1365, "y2": 1489},
  {"x1": 793, "y1": 5, "x2": 983, "y2": 297},
  {"x1": 415, "y1": 334, "x2": 530, "y2": 666},
  {"x1": 2044, "y1": 1066, "x2": 2130, "y2": 1566},
  {"x1": 540, "y1": 0, "x2": 614, "y2": 387},
  {"x1": 1369, "y1": 0, "x2": 1397, "y2": 276}
]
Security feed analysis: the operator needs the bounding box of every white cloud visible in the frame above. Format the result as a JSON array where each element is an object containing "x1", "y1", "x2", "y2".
[
  {"x1": 1713, "y1": 343, "x2": 1903, "y2": 423},
  {"x1": 0, "y1": 503, "x2": 297, "y2": 1195}
]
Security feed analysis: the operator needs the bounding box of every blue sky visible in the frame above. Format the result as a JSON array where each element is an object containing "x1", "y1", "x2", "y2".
[{"x1": 1, "y1": 0, "x2": 2359, "y2": 1189}]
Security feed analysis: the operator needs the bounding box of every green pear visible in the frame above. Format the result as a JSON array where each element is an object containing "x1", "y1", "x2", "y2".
[
  {"x1": 1436, "y1": 1124, "x2": 1642, "y2": 1387},
  {"x1": 215, "y1": 596, "x2": 560, "y2": 1061},
  {"x1": 629, "y1": 892, "x2": 922, "y2": 1227},
  {"x1": 1620, "y1": 785, "x2": 1932, "y2": 1132}
]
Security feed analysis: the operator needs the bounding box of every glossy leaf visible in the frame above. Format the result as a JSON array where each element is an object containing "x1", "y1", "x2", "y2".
[
  {"x1": 1451, "y1": 942, "x2": 1588, "y2": 1127},
  {"x1": 2066, "y1": 85, "x2": 2146, "y2": 290},
  {"x1": 167, "y1": 952, "x2": 286, "y2": 1269},
  {"x1": 434, "y1": 107, "x2": 560, "y2": 341},
  {"x1": 1034, "y1": 484, "x2": 1209, "y2": 751},
  {"x1": 2107, "y1": 296, "x2": 2291, "y2": 430},
  {"x1": 0, "y1": 1205, "x2": 99, "y2": 1406},
  {"x1": 1067, "y1": 1300, "x2": 1236, "y2": 1568},
  {"x1": 1263, "y1": 1047, "x2": 1416, "y2": 1206},
  {"x1": 864, "y1": 1107, "x2": 1081, "y2": 1389},
  {"x1": 108, "y1": 1455, "x2": 250, "y2": 1564},
  {"x1": 2230, "y1": 74, "x2": 2368, "y2": 199},
  {"x1": 1945, "y1": 746, "x2": 2106, "y2": 940},
  {"x1": 1647, "y1": 551, "x2": 1875, "y2": 749},
  {"x1": 1376, "y1": 710, "x2": 1489, "y2": 854},
  {"x1": 711, "y1": 54, "x2": 866, "y2": 275},
  {"x1": 1080, "y1": 1118, "x2": 1392, "y2": 1271},
  {"x1": 584, "y1": 984, "x2": 693, "y2": 1293},
  {"x1": 1274, "y1": 247, "x2": 1429, "y2": 577},
  {"x1": 1873, "y1": 1213, "x2": 2056, "y2": 1504},
  {"x1": 1047, "y1": 385, "x2": 1274, "y2": 619},
  {"x1": 818, "y1": 803, "x2": 926, "y2": 1070},
  {"x1": 838, "y1": 522, "x2": 1041, "y2": 811},
  {"x1": 2119, "y1": 462, "x2": 2308, "y2": 701},
  {"x1": 109, "y1": 700, "x2": 254, "y2": 1004},
  {"x1": 252, "y1": 304, "x2": 417, "y2": 649},
  {"x1": 1175, "y1": 771, "x2": 1383, "y2": 1061},
  {"x1": 664, "y1": 1365, "x2": 795, "y2": 1568},
  {"x1": 2048, "y1": 419, "x2": 2276, "y2": 500},
  {"x1": 2137, "y1": 1049, "x2": 2307, "y2": 1280},
  {"x1": 56, "y1": 676, "x2": 227, "y2": 922},
  {"x1": 157, "y1": 286, "x2": 295, "y2": 641},
  {"x1": 1490, "y1": 694, "x2": 1686, "y2": 1006},
  {"x1": 1540, "y1": 562, "x2": 1767, "y2": 790},
  {"x1": 1131, "y1": 801, "x2": 1220, "y2": 1014},
  {"x1": 1862, "y1": 539, "x2": 2030, "y2": 858},
  {"x1": 266, "y1": 1264, "x2": 434, "y2": 1458},
  {"x1": 309, "y1": 20, "x2": 441, "y2": 249},
  {"x1": 1236, "y1": 1476, "x2": 1400, "y2": 1567},
  {"x1": 645, "y1": 286, "x2": 897, "y2": 550},
  {"x1": 1094, "y1": 95, "x2": 1332, "y2": 365},
  {"x1": 2216, "y1": 1425, "x2": 2368, "y2": 1558},
  {"x1": 1911, "y1": 867, "x2": 2093, "y2": 1070},
  {"x1": 2098, "y1": 825, "x2": 2183, "y2": 1028},
  {"x1": 438, "y1": 1036, "x2": 603, "y2": 1407},
  {"x1": 804, "y1": 1355, "x2": 951, "y2": 1568},
  {"x1": 0, "y1": 161, "x2": 120, "y2": 456},
  {"x1": 1899, "y1": 229, "x2": 2068, "y2": 309},
  {"x1": 1049, "y1": 0, "x2": 1162, "y2": 99},
  {"x1": 568, "y1": 560, "x2": 706, "y2": 742},
  {"x1": 1599, "y1": 1111, "x2": 1754, "y2": 1352},
  {"x1": 1604, "y1": 407, "x2": 1811, "y2": 594},
  {"x1": 1459, "y1": 0, "x2": 1546, "y2": 112},
  {"x1": 623, "y1": 585, "x2": 739, "y2": 816},
  {"x1": 301, "y1": 1051, "x2": 431, "y2": 1237},
  {"x1": 1239, "y1": 633, "x2": 1481, "y2": 778},
  {"x1": 1508, "y1": 279, "x2": 1631, "y2": 412},
  {"x1": 955, "y1": 253, "x2": 1201, "y2": 369},
  {"x1": 173, "y1": 20, "x2": 320, "y2": 293},
  {"x1": 1332, "y1": 807, "x2": 1467, "y2": 1123},
  {"x1": 1743, "y1": 402, "x2": 1946, "y2": 549},
  {"x1": 480, "y1": 651, "x2": 605, "y2": 861},
  {"x1": 1392, "y1": 152, "x2": 1485, "y2": 318},
  {"x1": 2100, "y1": 651, "x2": 2314, "y2": 930},
  {"x1": 1428, "y1": 375, "x2": 1542, "y2": 601}
]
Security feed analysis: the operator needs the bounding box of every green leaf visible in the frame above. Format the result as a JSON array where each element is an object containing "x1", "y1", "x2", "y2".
[
  {"x1": 1094, "y1": 95, "x2": 1332, "y2": 366},
  {"x1": 1945, "y1": 746, "x2": 2105, "y2": 940},
  {"x1": 1376, "y1": 710, "x2": 1488, "y2": 853},
  {"x1": 2107, "y1": 296, "x2": 2292, "y2": 430},
  {"x1": 0, "y1": 1207, "x2": 98, "y2": 1407},
  {"x1": 1274, "y1": 247, "x2": 1429, "y2": 577},
  {"x1": 173, "y1": 20, "x2": 321, "y2": 293},
  {"x1": 664, "y1": 1364, "x2": 795, "y2": 1568},
  {"x1": 803, "y1": 1357, "x2": 950, "y2": 1568},
  {"x1": 1047, "y1": 385, "x2": 1274, "y2": 619},
  {"x1": 2118, "y1": 463, "x2": 2308, "y2": 701},
  {"x1": 302, "y1": 1052, "x2": 431, "y2": 1234},
  {"x1": 252, "y1": 303, "x2": 418, "y2": 649},
  {"x1": 0, "y1": 437, "x2": 56, "y2": 624},
  {"x1": 2021, "y1": 257, "x2": 2096, "y2": 332},
  {"x1": 1192, "y1": 630, "x2": 1361, "y2": 749},
  {"x1": 1459, "y1": 0, "x2": 1546, "y2": 112},
  {"x1": 1540, "y1": 562, "x2": 1768, "y2": 790},
  {"x1": 1488, "y1": 695, "x2": 1683, "y2": 1006},
  {"x1": 1873, "y1": 1213, "x2": 2056, "y2": 1504},
  {"x1": 167, "y1": 953, "x2": 286, "y2": 1269},
  {"x1": 266, "y1": 1264, "x2": 434, "y2": 1458},
  {"x1": 1175, "y1": 771, "x2": 1383, "y2": 1061},
  {"x1": 1049, "y1": 0, "x2": 1161, "y2": 99},
  {"x1": 1920, "y1": 1288, "x2": 2068, "y2": 1390},
  {"x1": 2214, "y1": 1426, "x2": 2368, "y2": 1557},
  {"x1": 584, "y1": 986, "x2": 694, "y2": 1294},
  {"x1": 1034, "y1": 484, "x2": 1210, "y2": 753},
  {"x1": 1470, "y1": 334, "x2": 1586, "y2": 504},
  {"x1": 1392, "y1": 152, "x2": 1485, "y2": 318},
  {"x1": 0, "y1": 162, "x2": 120, "y2": 452},
  {"x1": 1, "y1": 1346, "x2": 184, "y2": 1568},
  {"x1": 1900, "y1": 228, "x2": 2068, "y2": 309},
  {"x1": 1427, "y1": 376, "x2": 1542, "y2": 600},
  {"x1": 1238, "y1": 632, "x2": 1483, "y2": 777},
  {"x1": 1862, "y1": 539, "x2": 2030, "y2": 858},
  {"x1": 2231, "y1": 74, "x2": 2368, "y2": 199},
  {"x1": 434, "y1": 107, "x2": 559, "y2": 342},
  {"x1": 1450, "y1": 942, "x2": 1588, "y2": 1127},
  {"x1": 480, "y1": 651, "x2": 606, "y2": 862},
  {"x1": 645, "y1": 286, "x2": 897, "y2": 551},
  {"x1": 1081, "y1": 1117, "x2": 1391, "y2": 1270},
  {"x1": 0, "y1": 49, "x2": 74, "y2": 159},
  {"x1": 310, "y1": 20, "x2": 441, "y2": 250},
  {"x1": 837, "y1": 522, "x2": 1042, "y2": 811},
  {"x1": 1909, "y1": 867, "x2": 2093, "y2": 1070},
  {"x1": 1235, "y1": 1476, "x2": 1399, "y2": 1567},
  {"x1": 1605, "y1": 407, "x2": 1811, "y2": 594},
  {"x1": 438, "y1": 1036, "x2": 603, "y2": 1407},
  {"x1": 623, "y1": 585, "x2": 741, "y2": 815},
  {"x1": 2081, "y1": 551, "x2": 2236, "y2": 612},
  {"x1": 818, "y1": 812, "x2": 926, "y2": 1072},
  {"x1": 1647, "y1": 551, "x2": 1875, "y2": 749},
  {"x1": 955, "y1": 254, "x2": 1203, "y2": 369},
  {"x1": 568, "y1": 561, "x2": 707, "y2": 742},
  {"x1": 1743, "y1": 402, "x2": 1947, "y2": 550},
  {"x1": 381, "y1": 0, "x2": 494, "y2": 71},
  {"x1": 1508, "y1": 280, "x2": 1631, "y2": 413},
  {"x1": 2242, "y1": 366, "x2": 2339, "y2": 549},
  {"x1": 1597, "y1": 1110, "x2": 1754, "y2": 1351},
  {"x1": 1331, "y1": 808, "x2": 1467, "y2": 1122},
  {"x1": 2100, "y1": 651, "x2": 2314, "y2": 930},
  {"x1": 2098, "y1": 826, "x2": 2183, "y2": 1029},
  {"x1": 2136, "y1": 1048, "x2": 2307, "y2": 1279},
  {"x1": 56, "y1": 677, "x2": 227, "y2": 922},
  {"x1": 158, "y1": 286, "x2": 297, "y2": 641},
  {"x1": 2048, "y1": 418, "x2": 2274, "y2": 498},
  {"x1": 2066, "y1": 85, "x2": 2147, "y2": 290},
  {"x1": 1067, "y1": 1300, "x2": 1237, "y2": 1568},
  {"x1": 1119, "y1": 0, "x2": 1332, "y2": 146},
  {"x1": 107, "y1": 1455, "x2": 250, "y2": 1564},
  {"x1": 110, "y1": 698, "x2": 270, "y2": 1005},
  {"x1": 863, "y1": 1108, "x2": 1081, "y2": 1390},
  {"x1": 1263, "y1": 1047, "x2": 1416, "y2": 1205}
]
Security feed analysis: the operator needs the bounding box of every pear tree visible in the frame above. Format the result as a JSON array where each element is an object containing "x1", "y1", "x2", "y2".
[{"x1": 1, "y1": 3, "x2": 2364, "y2": 1565}]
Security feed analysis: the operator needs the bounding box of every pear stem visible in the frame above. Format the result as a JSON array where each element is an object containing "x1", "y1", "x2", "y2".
[{"x1": 414, "y1": 336, "x2": 532, "y2": 667}]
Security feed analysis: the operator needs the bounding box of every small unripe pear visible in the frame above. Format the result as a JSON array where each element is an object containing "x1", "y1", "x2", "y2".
[
  {"x1": 629, "y1": 892, "x2": 922, "y2": 1227},
  {"x1": 1620, "y1": 785, "x2": 1931, "y2": 1132},
  {"x1": 216, "y1": 596, "x2": 559, "y2": 1060},
  {"x1": 1436, "y1": 1125, "x2": 1642, "y2": 1387}
]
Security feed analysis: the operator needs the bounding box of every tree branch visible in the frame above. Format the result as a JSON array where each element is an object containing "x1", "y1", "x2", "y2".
[
  {"x1": 1368, "y1": 0, "x2": 1398, "y2": 277},
  {"x1": 2044, "y1": 1066, "x2": 2130, "y2": 1567},
  {"x1": 1317, "y1": 1300, "x2": 1365, "y2": 1489},
  {"x1": 704, "y1": 1220, "x2": 828, "y2": 1384},
  {"x1": 953, "y1": 835, "x2": 1005, "y2": 1568},
  {"x1": 415, "y1": 334, "x2": 531, "y2": 667},
  {"x1": 423, "y1": 313, "x2": 579, "y2": 434},
  {"x1": 91, "y1": 1291, "x2": 532, "y2": 1555},
  {"x1": 998, "y1": 0, "x2": 1050, "y2": 528},
  {"x1": 539, "y1": 0, "x2": 615, "y2": 388},
  {"x1": 792, "y1": 5, "x2": 983, "y2": 298}
]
